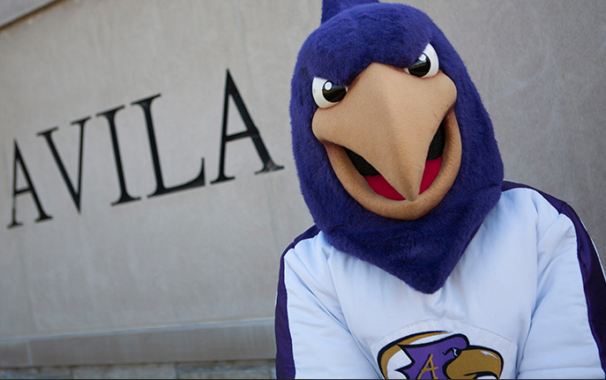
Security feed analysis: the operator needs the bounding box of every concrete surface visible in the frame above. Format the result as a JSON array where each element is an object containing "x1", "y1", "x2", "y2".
[
  {"x1": 0, "y1": 0, "x2": 56, "y2": 28},
  {"x1": 0, "y1": 360, "x2": 276, "y2": 379}
]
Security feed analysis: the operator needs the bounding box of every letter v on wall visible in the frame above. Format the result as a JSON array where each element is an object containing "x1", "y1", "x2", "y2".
[{"x1": 37, "y1": 117, "x2": 88, "y2": 213}]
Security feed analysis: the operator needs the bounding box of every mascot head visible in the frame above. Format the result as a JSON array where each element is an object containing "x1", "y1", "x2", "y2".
[{"x1": 291, "y1": 0, "x2": 503, "y2": 293}]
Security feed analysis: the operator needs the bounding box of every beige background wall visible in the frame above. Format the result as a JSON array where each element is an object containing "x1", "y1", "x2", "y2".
[{"x1": 0, "y1": 0, "x2": 604, "y2": 368}]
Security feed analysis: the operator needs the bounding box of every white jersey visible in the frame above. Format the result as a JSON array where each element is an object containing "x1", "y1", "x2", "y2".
[{"x1": 275, "y1": 183, "x2": 606, "y2": 379}]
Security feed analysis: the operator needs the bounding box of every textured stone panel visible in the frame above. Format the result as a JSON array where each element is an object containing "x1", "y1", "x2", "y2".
[
  {"x1": 0, "y1": 0, "x2": 287, "y2": 339},
  {"x1": 0, "y1": 341, "x2": 29, "y2": 367},
  {"x1": 0, "y1": 366, "x2": 71, "y2": 379},
  {"x1": 177, "y1": 360, "x2": 275, "y2": 379},
  {"x1": 27, "y1": 319, "x2": 274, "y2": 367},
  {"x1": 72, "y1": 364, "x2": 176, "y2": 379}
]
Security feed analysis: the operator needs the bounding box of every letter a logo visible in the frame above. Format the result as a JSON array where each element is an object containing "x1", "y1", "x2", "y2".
[{"x1": 417, "y1": 354, "x2": 439, "y2": 379}]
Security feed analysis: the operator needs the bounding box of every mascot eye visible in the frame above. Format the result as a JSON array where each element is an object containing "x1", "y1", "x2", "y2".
[
  {"x1": 312, "y1": 77, "x2": 347, "y2": 108},
  {"x1": 404, "y1": 44, "x2": 439, "y2": 78}
]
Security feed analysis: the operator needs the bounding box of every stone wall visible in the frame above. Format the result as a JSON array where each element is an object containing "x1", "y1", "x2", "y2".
[{"x1": 0, "y1": 360, "x2": 276, "y2": 379}]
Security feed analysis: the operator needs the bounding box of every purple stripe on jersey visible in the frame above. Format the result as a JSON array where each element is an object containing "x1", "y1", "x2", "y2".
[
  {"x1": 275, "y1": 225, "x2": 321, "y2": 379},
  {"x1": 503, "y1": 181, "x2": 606, "y2": 372}
]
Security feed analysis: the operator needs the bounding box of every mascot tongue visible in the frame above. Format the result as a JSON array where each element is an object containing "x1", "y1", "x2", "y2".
[{"x1": 365, "y1": 157, "x2": 442, "y2": 200}]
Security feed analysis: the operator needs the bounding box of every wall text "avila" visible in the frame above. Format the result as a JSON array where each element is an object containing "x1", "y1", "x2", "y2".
[{"x1": 7, "y1": 70, "x2": 283, "y2": 229}]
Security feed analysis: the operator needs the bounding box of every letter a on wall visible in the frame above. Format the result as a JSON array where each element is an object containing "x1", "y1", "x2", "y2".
[
  {"x1": 7, "y1": 141, "x2": 52, "y2": 228},
  {"x1": 211, "y1": 70, "x2": 284, "y2": 184}
]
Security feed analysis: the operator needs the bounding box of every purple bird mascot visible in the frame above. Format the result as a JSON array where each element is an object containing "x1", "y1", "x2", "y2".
[{"x1": 275, "y1": 0, "x2": 606, "y2": 378}]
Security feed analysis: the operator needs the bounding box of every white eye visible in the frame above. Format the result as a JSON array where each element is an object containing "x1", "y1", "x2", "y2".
[
  {"x1": 312, "y1": 77, "x2": 347, "y2": 108},
  {"x1": 404, "y1": 43, "x2": 439, "y2": 78}
]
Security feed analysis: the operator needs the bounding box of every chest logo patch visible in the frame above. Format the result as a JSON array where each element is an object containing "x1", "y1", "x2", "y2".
[{"x1": 377, "y1": 331, "x2": 503, "y2": 379}]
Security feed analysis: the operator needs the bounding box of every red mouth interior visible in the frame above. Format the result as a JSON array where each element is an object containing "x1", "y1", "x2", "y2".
[{"x1": 365, "y1": 157, "x2": 443, "y2": 200}]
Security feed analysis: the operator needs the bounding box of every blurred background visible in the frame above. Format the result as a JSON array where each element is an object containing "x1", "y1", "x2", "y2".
[{"x1": 0, "y1": 0, "x2": 604, "y2": 378}]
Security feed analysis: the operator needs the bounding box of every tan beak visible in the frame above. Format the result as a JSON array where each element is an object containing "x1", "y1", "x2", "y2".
[{"x1": 312, "y1": 63, "x2": 457, "y2": 201}]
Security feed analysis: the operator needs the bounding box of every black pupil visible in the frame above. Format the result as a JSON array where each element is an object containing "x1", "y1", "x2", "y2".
[
  {"x1": 323, "y1": 82, "x2": 347, "y2": 103},
  {"x1": 408, "y1": 54, "x2": 431, "y2": 77}
]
